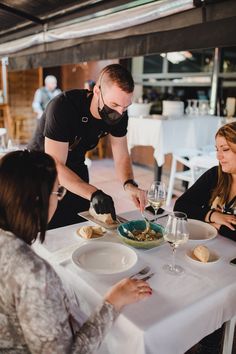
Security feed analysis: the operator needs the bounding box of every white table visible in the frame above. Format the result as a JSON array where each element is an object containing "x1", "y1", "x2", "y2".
[
  {"x1": 127, "y1": 115, "x2": 224, "y2": 179},
  {"x1": 33, "y1": 210, "x2": 236, "y2": 354}
]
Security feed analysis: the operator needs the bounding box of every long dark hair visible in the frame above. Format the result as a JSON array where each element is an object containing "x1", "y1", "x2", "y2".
[
  {"x1": 0, "y1": 150, "x2": 57, "y2": 244},
  {"x1": 210, "y1": 121, "x2": 236, "y2": 205}
]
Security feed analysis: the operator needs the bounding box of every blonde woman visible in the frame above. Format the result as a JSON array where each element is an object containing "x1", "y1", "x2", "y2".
[{"x1": 175, "y1": 121, "x2": 236, "y2": 241}]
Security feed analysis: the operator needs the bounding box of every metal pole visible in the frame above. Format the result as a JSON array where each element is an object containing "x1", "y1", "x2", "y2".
[{"x1": 209, "y1": 48, "x2": 220, "y2": 115}]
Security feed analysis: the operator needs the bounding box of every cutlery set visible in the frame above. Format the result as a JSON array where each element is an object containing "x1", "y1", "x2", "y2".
[{"x1": 130, "y1": 266, "x2": 155, "y2": 281}]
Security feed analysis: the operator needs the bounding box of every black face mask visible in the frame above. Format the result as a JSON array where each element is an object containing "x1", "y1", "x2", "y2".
[{"x1": 98, "y1": 88, "x2": 125, "y2": 126}]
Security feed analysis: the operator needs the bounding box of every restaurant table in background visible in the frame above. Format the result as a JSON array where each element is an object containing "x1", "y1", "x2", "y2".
[
  {"x1": 32, "y1": 210, "x2": 236, "y2": 354},
  {"x1": 127, "y1": 115, "x2": 225, "y2": 180}
]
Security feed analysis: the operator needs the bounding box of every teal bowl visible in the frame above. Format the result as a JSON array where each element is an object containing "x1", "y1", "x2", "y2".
[{"x1": 117, "y1": 220, "x2": 164, "y2": 249}]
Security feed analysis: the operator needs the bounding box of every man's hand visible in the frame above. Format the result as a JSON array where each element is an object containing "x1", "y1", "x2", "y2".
[
  {"x1": 91, "y1": 190, "x2": 116, "y2": 220},
  {"x1": 124, "y1": 184, "x2": 147, "y2": 212}
]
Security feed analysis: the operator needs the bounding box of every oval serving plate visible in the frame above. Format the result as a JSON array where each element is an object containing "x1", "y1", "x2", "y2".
[{"x1": 72, "y1": 242, "x2": 138, "y2": 275}]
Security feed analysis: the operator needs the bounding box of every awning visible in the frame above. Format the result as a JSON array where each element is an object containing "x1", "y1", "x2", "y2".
[{"x1": 0, "y1": 0, "x2": 235, "y2": 70}]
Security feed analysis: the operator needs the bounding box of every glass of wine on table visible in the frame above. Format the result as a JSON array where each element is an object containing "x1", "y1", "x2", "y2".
[
  {"x1": 147, "y1": 181, "x2": 166, "y2": 220},
  {"x1": 163, "y1": 211, "x2": 189, "y2": 275}
]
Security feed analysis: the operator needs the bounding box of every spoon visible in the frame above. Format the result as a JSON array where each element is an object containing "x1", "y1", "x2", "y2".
[
  {"x1": 141, "y1": 212, "x2": 151, "y2": 233},
  {"x1": 122, "y1": 225, "x2": 136, "y2": 239}
]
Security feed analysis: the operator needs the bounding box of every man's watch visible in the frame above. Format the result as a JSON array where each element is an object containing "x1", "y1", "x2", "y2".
[{"x1": 123, "y1": 179, "x2": 138, "y2": 190}]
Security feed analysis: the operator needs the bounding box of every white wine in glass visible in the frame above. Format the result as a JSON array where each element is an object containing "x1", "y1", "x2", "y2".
[
  {"x1": 163, "y1": 211, "x2": 189, "y2": 275},
  {"x1": 147, "y1": 181, "x2": 166, "y2": 218}
]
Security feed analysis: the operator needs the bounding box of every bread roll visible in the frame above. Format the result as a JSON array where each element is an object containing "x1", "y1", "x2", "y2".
[
  {"x1": 77, "y1": 225, "x2": 106, "y2": 239},
  {"x1": 92, "y1": 226, "x2": 104, "y2": 235},
  {"x1": 193, "y1": 245, "x2": 210, "y2": 263},
  {"x1": 89, "y1": 206, "x2": 115, "y2": 225},
  {"x1": 77, "y1": 226, "x2": 93, "y2": 239}
]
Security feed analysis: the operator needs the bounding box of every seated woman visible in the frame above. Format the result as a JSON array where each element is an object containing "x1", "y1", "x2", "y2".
[
  {"x1": 174, "y1": 121, "x2": 236, "y2": 242},
  {"x1": 0, "y1": 150, "x2": 152, "y2": 353}
]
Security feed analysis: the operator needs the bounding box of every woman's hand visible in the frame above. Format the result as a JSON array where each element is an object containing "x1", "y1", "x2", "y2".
[
  {"x1": 124, "y1": 185, "x2": 147, "y2": 212},
  {"x1": 208, "y1": 210, "x2": 236, "y2": 230},
  {"x1": 104, "y1": 278, "x2": 152, "y2": 312}
]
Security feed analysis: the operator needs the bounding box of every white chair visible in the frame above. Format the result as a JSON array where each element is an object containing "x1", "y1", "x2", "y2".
[
  {"x1": 0, "y1": 128, "x2": 7, "y2": 149},
  {"x1": 166, "y1": 148, "x2": 201, "y2": 206},
  {"x1": 190, "y1": 154, "x2": 218, "y2": 182}
]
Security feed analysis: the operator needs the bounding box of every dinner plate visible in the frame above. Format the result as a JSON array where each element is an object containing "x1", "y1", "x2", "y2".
[
  {"x1": 71, "y1": 242, "x2": 138, "y2": 275},
  {"x1": 78, "y1": 211, "x2": 119, "y2": 230},
  {"x1": 186, "y1": 248, "x2": 220, "y2": 264},
  {"x1": 74, "y1": 226, "x2": 107, "y2": 241},
  {"x1": 187, "y1": 219, "x2": 217, "y2": 241}
]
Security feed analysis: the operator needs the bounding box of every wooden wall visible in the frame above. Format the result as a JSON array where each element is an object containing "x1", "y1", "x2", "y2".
[
  {"x1": 7, "y1": 68, "x2": 41, "y2": 142},
  {"x1": 8, "y1": 68, "x2": 40, "y2": 119},
  {"x1": 4, "y1": 58, "x2": 118, "y2": 145}
]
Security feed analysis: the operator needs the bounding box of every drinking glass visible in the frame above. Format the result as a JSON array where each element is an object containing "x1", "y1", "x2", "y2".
[
  {"x1": 163, "y1": 211, "x2": 189, "y2": 275},
  {"x1": 185, "y1": 100, "x2": 192, "y2": 115},
  {"x1": 147, "y1": 181, "x2": 166, "y2": 219}
]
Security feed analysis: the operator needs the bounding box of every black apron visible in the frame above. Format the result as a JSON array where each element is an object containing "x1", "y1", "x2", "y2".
[
  {"x1": 48, "y1": 162, "x2": 90, "y2": 229},
  {"x1": 47, "y1": 92, "x2": 108, "y2": 229}
]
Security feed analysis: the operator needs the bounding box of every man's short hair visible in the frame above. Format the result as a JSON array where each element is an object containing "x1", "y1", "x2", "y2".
[
  {"x1": 100, "y1": 64, "x2": 134, "y2": 93},
  {"x1": 45, "y1": 75, "x2": 57, "y2": 85}
]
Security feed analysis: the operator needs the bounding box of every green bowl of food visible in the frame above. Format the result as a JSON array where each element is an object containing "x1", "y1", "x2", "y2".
[{"x1": 117, "y1": 220, "x2": 164, "y2": 249}]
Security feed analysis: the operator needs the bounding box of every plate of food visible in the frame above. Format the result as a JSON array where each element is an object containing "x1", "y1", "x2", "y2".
[
  {"x1": 117, "y1": 220, "x2": 164, "y2": 249},
  {"x1": 78, "y1": 207, "x2": 119, "y2": 230},
  {"x1": 71, "y1": 242, "x2": 138, "y2": 275},
  {"x1": 187, "y1": 219, "x2": 217, "y2": 241},
  {"x1": 75, "y1": 225, "x2": 107, "y2": 241},
  {"x1": 186, "y1": 245, "x2": 220, "y2": 264}
]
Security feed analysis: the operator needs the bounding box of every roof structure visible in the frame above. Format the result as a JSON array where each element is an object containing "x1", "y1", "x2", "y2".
[{"x1": 0, "y1": 0, "x2": 235, "y2": 70}]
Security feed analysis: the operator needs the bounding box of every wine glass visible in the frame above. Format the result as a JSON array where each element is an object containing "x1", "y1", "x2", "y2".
[
  {"x1": 185, "y1": 100, "x2": 192, "y2": 115},
  {"x1": 163, "y1": 211, "x2": 189, "y2": 275},
  {"x1": 147, "y1": 181, "x2": 166, "y2": 219}
]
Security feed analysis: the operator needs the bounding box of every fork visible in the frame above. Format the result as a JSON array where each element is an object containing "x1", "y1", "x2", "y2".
[
  {"x1": 140, "y1": 272, "x2": 155, "y2": 281},
  {"x1": 130, "y1": 266, "x2": 151, "y2": 279}
]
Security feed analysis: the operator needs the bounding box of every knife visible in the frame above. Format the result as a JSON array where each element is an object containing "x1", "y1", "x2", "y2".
[
  {"x1": 116, "y1": 215, "x2": 128, "y2": 223},
  {"x1": 150, "y1": 213, "x2": 169, "y2": 222}
]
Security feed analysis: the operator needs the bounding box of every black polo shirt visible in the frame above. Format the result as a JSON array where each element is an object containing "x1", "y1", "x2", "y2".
[{"x1": 29, "y1": 89, "x2": 128, "y2": 168}]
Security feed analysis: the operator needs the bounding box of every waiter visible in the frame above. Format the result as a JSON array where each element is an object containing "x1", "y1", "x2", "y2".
[{"x1": 28, "y1": 64, "x2": 146, "y2": 229}]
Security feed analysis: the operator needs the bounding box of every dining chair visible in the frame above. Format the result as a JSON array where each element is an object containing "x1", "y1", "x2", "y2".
[
  {"x1": 0, "y1": 127, "x2": 7, "y2": 148},
  {"x1": 166, "y1": 148, "x2": 201, "y2": 206},
  {"x1": 190, "y1": 154, "x2": 218, "y2": 182}
]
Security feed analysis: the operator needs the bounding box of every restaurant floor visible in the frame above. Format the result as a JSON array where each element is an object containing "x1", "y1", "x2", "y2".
[
  {"x1": 89, "y1": 158, "x2": 236, "y2": 354},
  {"x1": 89, "y1": 158, "x2": 180, "y2": 213}
]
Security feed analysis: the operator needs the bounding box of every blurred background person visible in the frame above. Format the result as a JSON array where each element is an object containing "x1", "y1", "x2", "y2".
[
  {"x1": 32, "y1": 75, "x2": 61, "y2": 119},
  {"x1": 84, "y1": 79, "x2": 96, "y2": 91}
]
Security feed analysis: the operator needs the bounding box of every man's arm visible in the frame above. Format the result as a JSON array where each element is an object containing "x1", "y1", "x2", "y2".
[
  {"x1": 45, "y1": 137, "x2": 97, "y2": 200},
  {"x1": 110, "y1": 135, "x2": 146, "y2": 211},
  {"x1": 32, "y1": 89, "x2": 44, "y2": 118}
]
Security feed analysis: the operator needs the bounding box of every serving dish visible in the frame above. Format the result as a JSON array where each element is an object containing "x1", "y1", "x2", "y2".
[{"x1": 117, "y1": 220, "x2": 164, "y2": 249}]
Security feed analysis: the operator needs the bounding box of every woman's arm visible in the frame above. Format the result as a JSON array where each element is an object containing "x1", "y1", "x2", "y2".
[
  {"x1": 174, "y1": 167, "x2": 218, "y2": 220},
  {"x1": 17, "y1": 254, "x2": 152, "y2": 354}
]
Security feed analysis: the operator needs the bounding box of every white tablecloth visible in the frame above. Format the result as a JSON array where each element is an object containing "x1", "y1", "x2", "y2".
[
  {"x1": 127, "y1": 115, "x2": 224, "y2": 166},
  {"x1": 33, "y1": 210, "x2": 236, "y2": 354}
]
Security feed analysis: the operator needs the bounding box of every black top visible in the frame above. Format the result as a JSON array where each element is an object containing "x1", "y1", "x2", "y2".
[
  {"x1": 174, "y1": 166, "x2": 236, "y2": 241},
  {"x1": 28, "y1": 89, "x2": 128, "y2": 168}
]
